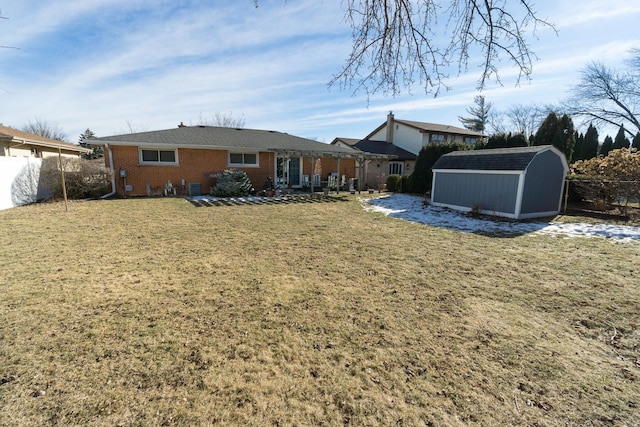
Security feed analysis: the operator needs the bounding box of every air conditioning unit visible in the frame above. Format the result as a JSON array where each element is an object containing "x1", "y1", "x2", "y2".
[{"x1": 188, "y1": 182, "x2": 202, "y2": 197}]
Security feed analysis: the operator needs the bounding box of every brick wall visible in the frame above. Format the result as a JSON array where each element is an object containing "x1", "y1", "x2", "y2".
[{"x1": 105, "y1": 146, "x2": 358, "y2": 196}]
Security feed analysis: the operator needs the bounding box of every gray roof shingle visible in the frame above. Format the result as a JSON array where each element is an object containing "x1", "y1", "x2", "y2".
[
  {"x1": 94, "y1": 125, "x2": 356, "y2": 155},
  {"x1": 432, "y1": 145, "x2": 555, "y2": 171},
  {"x1": 395, "y1": 120, "x2": 484, "y2": 137},
  {"x1": 353, "y1": 140, "x2": 416, "y2": 160}
]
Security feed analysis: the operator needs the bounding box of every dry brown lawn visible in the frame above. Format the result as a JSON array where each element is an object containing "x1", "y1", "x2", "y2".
[{"x1": 1, "y1": 195, "x2": 639, "y2": 426}]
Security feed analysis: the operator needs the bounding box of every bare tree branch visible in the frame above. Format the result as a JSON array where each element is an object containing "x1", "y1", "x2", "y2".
[
  {"x1": 195, "y1": 112, "x2": 246, "y2": 128},
  {"x1": 22, "y1": 118, "x2": 68, "y2": 142},
  {"x1": 565, "y1": 57, "x2": 640, "y2": 137},
  {"x1": 329, "y1": 0, "x2": 555, "y2": 97}
]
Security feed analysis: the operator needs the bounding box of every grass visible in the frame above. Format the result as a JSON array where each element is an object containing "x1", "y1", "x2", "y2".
[{"x1": 1, "y1": 194, "x2": 639, "y2": 426}]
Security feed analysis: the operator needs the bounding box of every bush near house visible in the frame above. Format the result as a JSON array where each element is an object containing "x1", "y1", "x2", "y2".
[
  {"x1": 210, "y1": 169, "x2": 254, "y2": 197},
  {"x1": 40, "y1": 157, "x2": 110, "y2": 200},
  {"x1": 386, "y1": 174, "x2": 402, "y2": 192},
  {"x1": 570, "y1": 148, "x2": 640, "y2": 214}
]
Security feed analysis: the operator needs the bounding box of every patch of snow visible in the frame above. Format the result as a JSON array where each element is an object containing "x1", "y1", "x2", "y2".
[{"x1": 361, "y1": 194, "x2": 640, "y2": 242}]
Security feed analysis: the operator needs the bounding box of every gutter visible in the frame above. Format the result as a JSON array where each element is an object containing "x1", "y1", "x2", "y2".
[
  {"x1": 101, "y1": 143, "x2": 117, "y2": 199},
  {"x1": 7, "y1": 137, "x2": 92, "y2": 155},
  {"x1": 6, "y1": 139, "x2": 27, "y2": 156}
]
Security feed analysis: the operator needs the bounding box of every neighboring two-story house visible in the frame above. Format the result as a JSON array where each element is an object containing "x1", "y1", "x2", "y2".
[{"x1": 332, "y1": 112, "x2": 484, "y2": 189}]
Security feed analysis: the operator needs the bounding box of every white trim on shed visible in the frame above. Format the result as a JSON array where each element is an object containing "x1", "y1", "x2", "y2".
[{"x1": 430, "y1": 145, "x2": 569, "y2": 220}]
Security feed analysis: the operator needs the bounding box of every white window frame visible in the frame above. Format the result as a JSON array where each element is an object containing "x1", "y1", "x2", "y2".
[
  {"x1": 228, "y1": 151, "x2": 259, "y2": 168},
  {"x1": 388, "y1": 161, "x2": 404, "y2": 175},
  {"x1": 463, "y1": 136, "x2": 478, "y2": 143},
  {"x1": 430, "y1": 133, "x2": 446, "y2": 143},
  {"x1": 139, "y1": 148, "x2": 179, "y2": 165}
]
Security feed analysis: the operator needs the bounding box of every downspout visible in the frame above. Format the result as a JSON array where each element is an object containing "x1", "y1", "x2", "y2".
[{"x1": 101, "y1": 143, "x2": 117, "y2": 198}]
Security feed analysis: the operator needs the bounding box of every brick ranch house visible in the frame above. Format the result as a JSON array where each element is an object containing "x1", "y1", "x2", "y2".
[{"x1": 92, "y1": 124, "x2": 389, "y2": 197}]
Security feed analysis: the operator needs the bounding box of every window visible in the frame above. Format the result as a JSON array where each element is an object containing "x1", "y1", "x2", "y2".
[
  {"x1": 228, "y1": 152, "x2": 258, "y2": 167},
  {"x1": 139, "y1": 148, "x2": 178, "y2": 165},
  {"x1": 430, "y1": 133, "x2": 446, "y2": 143},
  {"x1": 388, "y1": 162, "x2": 404, "y2": 175},
  {"x1": 463, "y1": 136, "x2": 478, "y2": 144}
]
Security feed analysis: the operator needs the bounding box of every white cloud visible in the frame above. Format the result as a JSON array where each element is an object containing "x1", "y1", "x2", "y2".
[{"x1": 1, "y1": 0, "x2": 639, "y2": 143}]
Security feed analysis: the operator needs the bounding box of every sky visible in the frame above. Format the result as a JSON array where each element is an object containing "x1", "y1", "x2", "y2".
[{"x1": 1, "y1": 0, "x2": 639, "y2": 144}]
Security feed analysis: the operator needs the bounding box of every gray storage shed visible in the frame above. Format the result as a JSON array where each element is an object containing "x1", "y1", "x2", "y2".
[{"x1": 431, "y1": 145, "x2": 568, "y2": 220}]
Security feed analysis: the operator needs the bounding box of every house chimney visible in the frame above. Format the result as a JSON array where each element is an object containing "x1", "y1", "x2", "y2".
[
  {"x1": 178, "y1": 122, "x2": 186, "y2": 128},
  {"x1": 386, "y1": 111, "x2": 394, "y2": 143}
]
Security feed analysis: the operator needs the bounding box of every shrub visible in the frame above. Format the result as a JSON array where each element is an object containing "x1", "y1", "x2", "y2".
[
  {"x1": 410, "y1": 142, "x2": 472, "y2": 194},
  {"x1": 570, "y1": 148, "x2": 640, "y2": 213},
  {"x1": 401, "y1": 174, "x2": 412, "y2": 193},
  {"x1": 40, "y1": 157, "x2": 110, "y2": 200},
  {"x1": 210, "y1": 169, "x2": 254, "y2": 197},
  {"x1": 386, "y1": 174, "x2": 402, "y2": 192}
]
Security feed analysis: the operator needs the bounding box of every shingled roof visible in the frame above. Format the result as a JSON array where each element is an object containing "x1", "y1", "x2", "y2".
[
  {"x1": 352, "y1": 140, "x2": 416, "y2": 160},
  {"x1": 432, "y1": 145, "x2": 564, "y2": 171},
  {"x1": 0, "y1": 125, "x2": 92, "y2": 154},
  {"x1": 365, "y1": 118, "x2": 484, "y2": 140},
  {"x1": 395, "y1": 120, "x2": 484, "y2": 137},
  {"x1": 94, "y1": 125, "x2": 354, "y2": 153}
]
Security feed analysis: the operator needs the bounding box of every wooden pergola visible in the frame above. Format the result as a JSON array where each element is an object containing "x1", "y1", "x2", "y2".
[{"x1": 269, "y1": 148, "x2": 395, "y2": 194}]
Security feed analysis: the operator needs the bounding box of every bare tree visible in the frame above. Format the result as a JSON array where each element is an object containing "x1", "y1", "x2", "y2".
[
  {"x1": 195, "y1": 112, "x2": 246, "y2": 128},
  {"x1": 490, "y1": 103, "x2": 557, "y2": 136},
  {"x1": 120, "y1": 119, "x2": 150, "y2": 134},
  {"x1": 328, "y1": 0, "x2": 554, "y2": 97},
  {"x1": 565, "y1": 52, "x2": 640, "y2": 137},
  {"x1": 22, "y1": 118, "x2": 68, "y2": 142}
]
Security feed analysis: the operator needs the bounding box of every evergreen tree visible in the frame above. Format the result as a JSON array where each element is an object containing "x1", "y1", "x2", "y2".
[
  {"x1": 507, "y1": 133, "x2": 528, "y2": 147},
  {"x1": 633, "y1": 132, "x2": 640, "y2": 150},
  {"x1": 211, "y1": 169, "x2": 253, "y2": 197},
  {"x1": 483, "y1": 133, "x2": 528, "y2": 149},
  {"x1": 533, "y1": 112, "x2": 556, "y2": 146},
  {"x1": 600, "y1": 135, "x2": 613, "y2": 156},
  {"x1": 613, "y1": 124, "x2": 630, "y2": 149},
  {"x1": 572, "y1": 132, "x2": 584, "y2": 162},
  {"x1": 78, "y1": 128, "x2": 103, "y2": 159},
  {"x1": 558, "y1": 114, "x2": 576, "y2": 160},
  {"x1": 458, "y1": 95, "x2": 492, "y2": 133},
  {"x1": 533, "y1": 112, "x2": 575, "y2": 159},
  {"x1": 410, "y1": 142, "x2": 470, "y2": 193},
  {"x1": 583, "y1": 124, "x2": 599, "y2": 160}
]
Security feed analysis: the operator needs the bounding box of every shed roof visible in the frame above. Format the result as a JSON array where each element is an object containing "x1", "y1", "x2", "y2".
[{"x1": 432, "y1": 145, "x2": 567, "y2": 172}]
